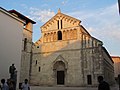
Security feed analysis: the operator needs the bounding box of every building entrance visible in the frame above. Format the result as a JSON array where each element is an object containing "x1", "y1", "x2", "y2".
[
  {"x1": 53, "y1": 59, "x2": 67, "y2": 85},
  {"x1": 87, "y1": 75, "x2": 92, "y2": 85},
  {"x1": 57, "y1": 71, "x2": 64, "y2": 85}
]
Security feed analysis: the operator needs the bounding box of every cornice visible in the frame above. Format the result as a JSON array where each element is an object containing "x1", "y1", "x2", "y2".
[
  {"x1": 41, "y1": 11, "x2": 81, "y2": 30},
  {"x1": 41, "y1": 26, "x2": 80, "y2": 33},
  {"x1": 33, "y1": 47, "x2": 98, "y2": 54},
  {"x1": 0, "y1": 7, "x2": 25, "y2": 24},
  {"x1": 24, "y1": 28, "x2": 33, "y2": 33}
]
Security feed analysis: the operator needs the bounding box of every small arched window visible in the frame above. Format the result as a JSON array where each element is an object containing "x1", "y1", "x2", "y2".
[
  {"x1": 57, "y1": 31, "x2": 62, "y2": 40},
  {"x1": 36, "y1": 60, "x2": 37, "y2": 65},
  {"x1": 39, "y1": 66, "x2": 41, "y2": 72},
  {"x1": 61, "y1": 20, "x2": 62, "y2": 29},
  {"x1": 24, "y1": 38, "x2": 27, "y2": 51},
  {"x1": 58, "y1": 20, "x2": 59, "y2": 29}
]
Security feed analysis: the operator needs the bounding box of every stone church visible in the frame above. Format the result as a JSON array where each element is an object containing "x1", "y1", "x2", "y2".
[{"x1": 20, "y1": 9, "x2": 114, "y2": 86}]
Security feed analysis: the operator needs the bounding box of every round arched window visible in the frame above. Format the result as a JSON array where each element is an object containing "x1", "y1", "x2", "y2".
[{"x1": 57, "y1": 31, "x2": 62, "y2": 40}]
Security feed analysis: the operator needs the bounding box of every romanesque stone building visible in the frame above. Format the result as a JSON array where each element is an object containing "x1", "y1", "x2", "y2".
[{"x1": 22, "y1": 9, "x2": 114, "y2": 86}]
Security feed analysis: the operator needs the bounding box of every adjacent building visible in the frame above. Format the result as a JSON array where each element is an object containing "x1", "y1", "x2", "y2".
[
  {"x1": 0, "y1": 7, "x2": 24, "y2": 87},
  {"x1": 0, "y1": 7, "x2": 36, "y2": 89},
  {"x1": 112, "y1": 56, "x2": 120, "y2": 81},
  {"x1": 8, "y1": 10, "x2": 36, "y2": 83}
]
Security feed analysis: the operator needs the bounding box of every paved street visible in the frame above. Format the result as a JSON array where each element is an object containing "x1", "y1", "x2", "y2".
[{"x1": 31, "y1": 85, "x2": 119, "y2": 90}]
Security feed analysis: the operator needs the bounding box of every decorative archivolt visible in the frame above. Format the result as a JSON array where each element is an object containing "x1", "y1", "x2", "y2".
[
  {"x1": 42, "y1": 19, "x2": 57, "y2": 29},
  {"x1": 44, "y1": 31, "x2": 57, "y2": 42},
  {"x1": 49, "y1": 22, "x2": 52, "y2": 25},
  {"x1": 43, "y1": 29, "x2": 77, "y2": 42},
  {"x1": 62, "y1": 30, "x2": 66, "y2": 40},
  {"x1": 59, "y1": 15, "x2": 62, "y2": 18},
  {"x1": 34, "y1": 38, "x2": 42, "y2": 46},
  {"x1": 42, "y1": 16, "x2": 79, "y2": 31},
  {"x1": 64, "y1": 17, "x2": 67, "y2": 21},
  {"x1": 53, "y1": 14, "x2": 79, "y2": 25},
  {"x1": 67, "y1": 18, "x2": 70, "y2": 22},
  {"x1": 61, "y1": 16, "x2": 65, "y2": 20},
  {"x1": 53, "y1": 55, "x2": 68, "y2": 70},
  {"x1": 41, "y1": 10, "x2": 81, "y2": 31},
  {"x1": 63, "y1": 18, "x2": 78, "y2": 25},
  {"x1": 82, "y1": 34, "x2": 93, "y2": 48},
  {"x1": 73, "y1": 21, "x2": 77, "y2": 25},
  {"x1": 70, "y1": 19, "x2": 73, "y2": 23}
]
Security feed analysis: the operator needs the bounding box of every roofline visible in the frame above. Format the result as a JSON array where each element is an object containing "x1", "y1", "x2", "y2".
[
  {"x1": 41, "y1": 12, "x2": 81, "y2": 29},
  {"x1": 80, "y1": 25, "x2": 91, "y2": 36},
  {"x1": 102, "y1": 47, "x2": 114, "y2": 63},
  {"x1": 40, "y1": 13, "x2": 56, "y2": 29},
  {"x1": 92, "y1": 36, "x2": 103, "y2": 44},
  {"x1": 80, "y1": 25, "x2": 103, "y2": 44},
  {"x1": 111, "y1": 56, "x2": 120, "y2": 58},
  {"x1": 62, "y1": 12, "x2": 81, "y2": 22},
  {"x1": 9, "y1": 10, "x2": 36, "y2": 24},
  {"x1": 0, "y1": 7, "x2": 25, "y2": 24}
]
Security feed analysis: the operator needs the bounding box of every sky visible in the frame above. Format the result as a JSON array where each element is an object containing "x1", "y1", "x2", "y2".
[{"x1": 0, "y1": 0, "x2": 120, "y2": 56}]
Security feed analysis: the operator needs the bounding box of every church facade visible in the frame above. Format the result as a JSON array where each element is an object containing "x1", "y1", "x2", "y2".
[{"x1": 21, "y1": 9, "x2": 114, "y2": 86}]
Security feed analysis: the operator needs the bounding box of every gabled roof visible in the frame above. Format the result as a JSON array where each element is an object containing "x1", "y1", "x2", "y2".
[
  {"x1": 9, "y1": 10, "x2": 36, "y2": 24},
  {"x1": 0, "y1": 7, "x2": 25, "y2": 24},
  {"x1": 41, "y1": 9, "x2": 81, "y2": 29}
]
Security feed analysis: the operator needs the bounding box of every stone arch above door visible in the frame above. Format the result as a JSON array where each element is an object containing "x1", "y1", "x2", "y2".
[
  {"x1": 53, "y1": 61, "x2": 65, "y2": 71},
  {"x1": 53, "y1": 55, "x2": 68, "y2": 70}
]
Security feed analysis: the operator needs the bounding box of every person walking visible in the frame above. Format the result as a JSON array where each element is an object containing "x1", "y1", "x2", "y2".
[
  {"x1": 21, "y1": 79, "x2": 30, "y2": 90},
  {"x1": 98, "y1": 76, "x2": 110, "y2": 90}
]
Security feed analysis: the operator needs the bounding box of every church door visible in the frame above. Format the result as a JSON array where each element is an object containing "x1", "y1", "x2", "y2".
[
  {"x1": 87, "y1": 75, "x2": 92, "y2": 85},
  {"x1": 57, "y1": 71, "x2": 64, "y2": 85}
]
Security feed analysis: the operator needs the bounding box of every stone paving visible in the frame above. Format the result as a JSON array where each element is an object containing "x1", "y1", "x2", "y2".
[{"x1": 30, "y1": 85, "x2": 119, "y2": 90}]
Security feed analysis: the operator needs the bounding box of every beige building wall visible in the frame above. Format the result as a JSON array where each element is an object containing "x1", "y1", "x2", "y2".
[
  {"x1": 0, "y1": 7, "x2": 24, "y2": 88},
  {"x1": 112, "y1": 56, "x2": 120, "y2": 78}
]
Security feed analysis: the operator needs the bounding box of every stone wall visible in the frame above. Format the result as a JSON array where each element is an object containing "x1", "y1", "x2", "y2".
[
  {"x1": 20, "y1": 22, "x2": 33, "y2": 82},
  {"x1": 101, "y1": 47, "x2": 115, "y2": 85}
]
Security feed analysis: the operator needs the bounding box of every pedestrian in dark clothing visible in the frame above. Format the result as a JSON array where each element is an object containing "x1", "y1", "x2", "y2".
[
  {"x1": 9, "y1": 64, "x2": 16, "y2": 79},
  {"x1": 98, "y1": 76, "x2": 110, "y2": 90},
  {"x1": 1, "y1": 79, "x2": 9, "y2": 90},
  {"x1": 7, "y1": 79, "x2": 14, "y2": 90}
]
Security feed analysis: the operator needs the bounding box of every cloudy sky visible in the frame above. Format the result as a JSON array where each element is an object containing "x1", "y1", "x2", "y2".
[{"x1": 0, "y1": 0, "x2": 120, "y2": 56}]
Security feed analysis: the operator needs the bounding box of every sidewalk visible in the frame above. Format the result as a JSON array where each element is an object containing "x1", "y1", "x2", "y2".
[{"x1": 30, "y1": 84, "x2": 119, "y2": 90}]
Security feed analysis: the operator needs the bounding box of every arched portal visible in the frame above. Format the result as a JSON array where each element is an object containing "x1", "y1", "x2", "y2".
[{"x1": 53, "y1": 61, "x2": 65, "y2": 85}]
